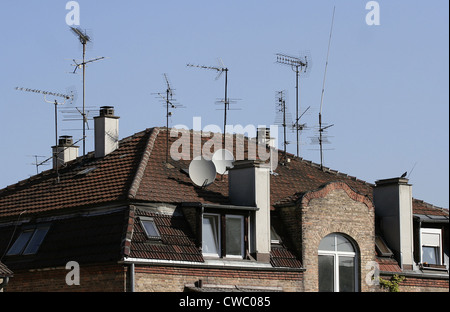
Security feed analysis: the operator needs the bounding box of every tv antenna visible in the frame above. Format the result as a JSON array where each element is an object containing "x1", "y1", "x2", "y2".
[
  {"x1": 274, "y1": 90, "x2": 292, "y2": 161},
  {"x1": 28, "y1": 155, "x2": 50, "y2": 175},
  {"x1": 318, "y1": 6, "x2": 336, "y2": 169},
  {"x1": 15, "y1": 87, "x2": 73, "y2": 181},
  {"x1": 187, "y1": 58, "x2": 231, "y2": 146},
  {"x1": 70, "y1": 26, "x2": 105, "y2": 156},
  {"x1": 153, "y1": 73, "x2": 184, "y2": 163},
  {"x1": 276, "y1": 52, "x2": 311, "y2": 158}
]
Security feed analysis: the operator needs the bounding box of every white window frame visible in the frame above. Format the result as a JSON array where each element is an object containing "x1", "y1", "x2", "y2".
[
  {"x1": 420, "y1": 228, "x2": 442, "y2": 265},
  {"x1": 318, "y1": 234, "x2": 359, "y2": 292},
  {"x1": 225, "y1": 214, "x2": 245, "y2": 259},
  {"x1": 202, "y1": 213, "x2": 221, "y2": 257}
]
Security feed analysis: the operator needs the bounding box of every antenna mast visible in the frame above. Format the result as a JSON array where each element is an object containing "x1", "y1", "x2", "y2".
[
  {"x1": 319, "y1": 6, "x2": 336, "y2": 169},
  {"x1": 15, "y1": 87, "x2": 73, "y2": 181},
  {"x1": 70, "y1": 27, "x2": 105, "y2": 156},
  {"x1": 153, "y1": 74, "x2": 183, "y2": 163},
  {"x1": 276, "y1": 53, "x2": 309, "y2": 158},
  {"x1": 274, "y1": 91, "x2": 290, "y2": 162},
  {"x1": 187, "y1": 59, "x2": 229, "y2": 146}
]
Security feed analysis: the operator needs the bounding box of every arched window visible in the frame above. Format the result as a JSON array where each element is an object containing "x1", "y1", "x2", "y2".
[{"x1": 318, "y1": 233, "x2": 358, "y2": 292}]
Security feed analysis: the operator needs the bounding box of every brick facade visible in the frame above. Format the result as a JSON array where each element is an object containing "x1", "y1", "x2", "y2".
[
  {"x1": 5, "y1": 263, "x2": 126, "y2": 292},
  {"x1": 133, "y1": 265, "x2": 303, "y2": 292},
  {"x1": 278, "y1": 182, "x2": 376, "y2": 292}
]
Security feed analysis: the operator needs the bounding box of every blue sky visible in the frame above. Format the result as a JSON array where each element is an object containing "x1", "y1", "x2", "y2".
[{"x1": 0, "y1": 0, "x2": 448, "y2": 208}]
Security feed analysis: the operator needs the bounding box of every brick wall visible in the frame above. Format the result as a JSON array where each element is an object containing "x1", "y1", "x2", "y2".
[
  {"x1": 133, "y1": 265, "x2": 303, "y2": 292},
  {"x1": 279, "y1": 182, "x2": 376, "y2": 292},
  {"x1": 5, "y1": 263, "x2": 126, "y2": 292},
  {"x1": 394, "y1": 275, "x2": 448, "y2": 292}
]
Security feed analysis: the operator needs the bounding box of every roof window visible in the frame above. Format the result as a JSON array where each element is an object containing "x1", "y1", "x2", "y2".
[
  {"x1": 139, "y1": 217, "x2": 161, "y2": 239},
  {"x1": 6, "y1": 225, "x2": 50, "y2": 256}
]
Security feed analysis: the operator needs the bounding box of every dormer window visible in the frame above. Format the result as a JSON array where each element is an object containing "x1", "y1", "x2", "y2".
[
  {"x1": 202, "y1": 212, "x2": 247, "y2": 259},
  {"x1": 421, "y1": 228, "x2": 442, "y2": 265}
]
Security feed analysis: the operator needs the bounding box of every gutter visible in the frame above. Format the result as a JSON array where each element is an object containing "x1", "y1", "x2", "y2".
[
  {"x1": 120, "y1": 257, "x2": 305, "y2": 273},
  {"x1": 182, "y1": 202, "x2": 259, "y2": 211}
]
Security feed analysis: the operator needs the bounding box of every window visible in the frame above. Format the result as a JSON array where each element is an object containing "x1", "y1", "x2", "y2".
[
  {"x1": 7, "y1": 226, "x2": 50, "y2": 256},
  {"x1": 318, "y1": 233, "x2": 358, "y2": 292},
  {"x1": 202, "y1": 214, "x2": 221, "y2": 256},
  {"x1": 139, "y1": 217, "x2": 161, "y2": 239},
  {"x1": 202, "y1": 213, "x2": 246, "y2": 258},
  {"x1": 225, "y1": 215, "x2": 244, "y2": 258},
  {"x1": 421, "y1": 228, "x2": 442, "y2": 265}
]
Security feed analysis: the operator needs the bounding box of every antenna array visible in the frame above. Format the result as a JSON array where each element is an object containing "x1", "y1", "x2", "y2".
[
  {"x1": 274, "y1": 90, "x2": 291, "y2": 161},
  {"x1": 187, "y1": 59, "x2": 234, "y2": 146},
  {"x1": 15, "y1": 87, "x2": 74, "y2": 181},
  {"x1": 153, "y1": 73, "x2": 184, "y2": 163},
  {"x1": 276, "y1": 52, "x2": 311, "y2": 158},
  {"x1": 69, "y1": 26, "x2": 105, "y2": 156},
  {"x1": 317, "y1": 7, "x2": 336, "y2": 169}
]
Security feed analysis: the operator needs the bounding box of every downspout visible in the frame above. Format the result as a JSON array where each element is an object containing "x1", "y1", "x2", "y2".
[{"x1": 129, "y1": 263, "x2": 135, "y2": 292}]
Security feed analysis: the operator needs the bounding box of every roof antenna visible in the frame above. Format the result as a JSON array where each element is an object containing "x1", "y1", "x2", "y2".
[
  {"x1": 70, "y1": 27, "x2": 105, "y2": 156},
  {"x1": 15, "y1": 87, "x2": 73, "y2": 182},
  {"x1": 318, "y1": 6, "x2": 336, "y2": 170},
  {"x1": 274, "y1": 90, "x2": 291, "y2": 163},
  {"x1": 187, "y1": 59, "x2": 235, "y2": 147},
  {"x1": 153, "y1": 73, "x2": 184, "y2": 164},
  {"x1": 276, "y1": 51, "x2": 311, "y2": 158}
]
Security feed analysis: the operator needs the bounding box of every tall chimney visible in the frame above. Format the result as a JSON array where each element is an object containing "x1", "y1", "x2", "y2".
[
  {"x1": 374, "y1": 177, "x2": 415, "y2": 270},
  {"x1": 52, "y1": 135, "x2": 79, "y2": 169},
  {"x1": 228, "y1": 159, "x2": 271, "y2": 262},
  {"x1": 94, "y1": 106, "x2": 119, "y2": 158}
]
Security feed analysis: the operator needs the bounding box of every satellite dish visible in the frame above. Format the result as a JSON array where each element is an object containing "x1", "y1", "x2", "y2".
[
  {"x1": 212, "y1": 149, "x2": 235, "y2": 175},
  {"x1": 189, "y1": 156, "x2": 217, "y2": 187}
]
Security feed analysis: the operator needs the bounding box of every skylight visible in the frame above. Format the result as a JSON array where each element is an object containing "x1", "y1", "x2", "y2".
[
  {"x1": 6, "y1": 225, "x2": 50, "y2": 256},
  {"x1": 139, "y1": 217, "x2": 160, "y2": 239}
]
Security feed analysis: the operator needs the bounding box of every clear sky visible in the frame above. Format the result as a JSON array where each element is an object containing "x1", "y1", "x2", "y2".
[{"x1": 0, "y1": 0, "x2": 448, "y2": 208}]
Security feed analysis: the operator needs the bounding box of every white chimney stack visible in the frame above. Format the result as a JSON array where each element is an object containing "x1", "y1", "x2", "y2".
[
  {"x1": 228, "y1": 160, "x2": 271, "y2": 262},
  {"x1": 374, "y1": 177, "x2": 415, "y2": 270},
  {"x1": 94, "y1": 106, "x2": 119, "y2": 158},
  {"x1": 52, "y1": 135, "x2": 79, "y2": 169}
]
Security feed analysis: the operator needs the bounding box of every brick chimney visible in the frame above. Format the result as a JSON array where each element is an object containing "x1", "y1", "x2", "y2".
[
  {"x1": 52, "y1": 135, "x2": 79, "y2": 169},
  {"x1": 228, "y1": 159, "x2": 271, "y2": 262},
  {"x1": 374, "y1": 177, "x2": 415, "y2": 270},
  {"x1": 94, "y1": 106, "x2": 119, "y2": 158}
]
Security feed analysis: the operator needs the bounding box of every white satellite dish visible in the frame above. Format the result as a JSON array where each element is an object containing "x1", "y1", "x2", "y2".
[
  {"x1": 189, "y1": 156, "x2": 217, "y2": 187},
  {"x1": 212, "y1": 149, "x2": 235, "y2": 175}
]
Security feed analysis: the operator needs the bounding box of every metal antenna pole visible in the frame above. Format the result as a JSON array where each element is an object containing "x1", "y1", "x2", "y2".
[
  {"x1": 319, "y1": 6, "x2": 336, "y2": 169},
  {"x1": 276, "y1": 53, "x2": 308, "y2": 158},
  {"x1": 70, "y1": 27, "x2": 105, "y2": 156},
  {"x1": 82, "y1": 39, "x2": 86, "y2": 156},
  {"x1": 15, "y1": 87, "x2": 72, "y2": 181},
  {"x1": 187, "y1": 61, "x2": 229, "y2": 147}
]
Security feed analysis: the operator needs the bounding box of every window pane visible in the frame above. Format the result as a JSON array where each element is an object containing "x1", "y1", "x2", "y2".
[
  {"x1": 319, "y1": 255, "x2": 334, "y2": 292},
  {"x1": 23, "y1": 227, "x2": 49, "y2": 255},
  {"x1": 422, "y1": 246, "x2": 439, "y2": 265},
  {"x1": 336, "y1": 235, "x2": 354, "y2": 252},
  {"x1": 319, "y1": 234, "x2": 335, "y2": 251},
  {"x1": 202, "y1": 215, "x2": 220, "y2": 256},
  {"x1": 339, "y1": 256, "x2": 355, "y2": 292},
  {"x1": 141, "y1": 220, "x2": 160, "y2": 238},
  {"x1": 6, "y1": 230, "x2": 34, "y2": 256},
  {"x1": 226, "y1": 216, "x2": 243, "y2": 257}
]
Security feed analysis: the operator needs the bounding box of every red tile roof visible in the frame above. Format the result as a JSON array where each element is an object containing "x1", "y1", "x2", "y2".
[{"x1": 412, "y1": 198, "x2": 448, "y2": 216}]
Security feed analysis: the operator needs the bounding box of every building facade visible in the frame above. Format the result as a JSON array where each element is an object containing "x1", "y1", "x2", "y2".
[{"x1": 0, "y1": 107, "x2": 448, "y2": 292}]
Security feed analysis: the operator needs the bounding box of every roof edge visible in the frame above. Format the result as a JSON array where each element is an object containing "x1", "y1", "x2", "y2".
[{"x1": 128, "y1": 128, "x2": 160, "y2": 199}]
